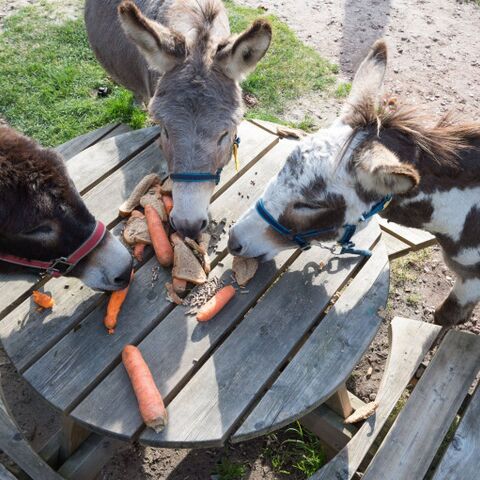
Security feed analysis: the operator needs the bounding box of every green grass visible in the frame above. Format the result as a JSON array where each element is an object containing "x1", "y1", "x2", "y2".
[
  {"x1": 214, "y1": 457, "x2": 246, "y2": 480},
  {"x1": 0, "y1": 1, "x2": 146, "y2": 146},
  {"x1": 0, "y1": 1, "x2": 337, "y2": 145},
  {"x1": 335, "y1": 82, "x2": 352, "y2": 98},
  {"x1": 226, "y1": 0, "x2": 337, "y2": 126},
  {"x1": 264, "y1": 422, "x2": 326, "y2": 477}
]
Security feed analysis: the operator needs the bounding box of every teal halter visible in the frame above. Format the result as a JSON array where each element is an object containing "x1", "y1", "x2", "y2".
[
  {"x1": 256, "y1": 195, "x2": 392, "y2": 257},
  {"x1": 169, "y1": 136, "x2": 240, "y2": 186}
]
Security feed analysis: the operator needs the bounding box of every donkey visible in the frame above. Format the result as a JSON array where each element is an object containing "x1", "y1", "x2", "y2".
[
  {"x1": 229, "y1": 39, "x2": 480, "y2": 327},
  {"x1": 0, "y1": 126, "x2": 133, "y2": 291},
  {"x1": 85, "y1": 0, "x2": 272, "y2": 238}
]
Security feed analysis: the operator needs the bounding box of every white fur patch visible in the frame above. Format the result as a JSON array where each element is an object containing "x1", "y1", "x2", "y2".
[
  {"x1": 453, "y1": 277, "x2": 480, "y2": 306},
  {"x1": 453, "y1": 247, "x2": 480, "y2": 266}
]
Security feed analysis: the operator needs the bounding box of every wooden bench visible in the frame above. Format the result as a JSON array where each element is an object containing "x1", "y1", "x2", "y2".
[{"x1": 309, "y1": 317, "x2": 480, "y2": 480}]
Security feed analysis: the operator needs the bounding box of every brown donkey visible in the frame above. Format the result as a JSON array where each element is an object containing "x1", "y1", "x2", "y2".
[
  {"x1": 85, "y1": 0, "x2": 272, "y2": 238},
  {"x1": 0, "y1": 126, "x2": 133, "y2": 291},
  {"x1": 229, "y1": 40, "x2": 480, "y2": 327}
]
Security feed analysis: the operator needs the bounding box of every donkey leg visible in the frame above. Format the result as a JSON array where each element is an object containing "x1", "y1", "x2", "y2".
[{"x1": 434, "y1": 276, "x2": 480, "y2": 326}]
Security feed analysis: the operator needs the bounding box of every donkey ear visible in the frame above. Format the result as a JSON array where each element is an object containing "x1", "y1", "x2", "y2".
[
  {"x1": 215, "y1": 19, "x2": 272, "y2": 81},
  {"x1": 342, "y1": 39, "x2": 388, "y2": 118},
  {"x1": 355, "y1": 141, "x2": 420, "y2": 195},
  {"x1": 118, "y1": 0, "x2": 186, "y2": 73}
]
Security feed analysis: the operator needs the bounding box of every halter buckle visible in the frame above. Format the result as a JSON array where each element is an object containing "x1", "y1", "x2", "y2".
[{"x1": 46, "y1": 257, "x2": 74, "y2": 276}]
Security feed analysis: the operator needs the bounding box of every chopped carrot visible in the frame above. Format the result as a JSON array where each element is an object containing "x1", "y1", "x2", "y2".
[
  {"x1": 133, "y1": 243, "x2": 146, "y2": 262},
  {"x1": 196, "y1": 285, "x2": 236, "y2": 322},
  {"x1": 145, "y1": 204, "x2": 173, "y2": 267},
  {"x1": 104, "y1": 271, "x2": 134, "y2": 334},
  {"x1": 162, "y1": 195, "x2": 173, "y2": 215},
  {"x1": 122, "y1": 345, "x2": 167, "y2": 432},
  {"x1": 32, "y1": 291, "x2": 54, "y2": 309}
]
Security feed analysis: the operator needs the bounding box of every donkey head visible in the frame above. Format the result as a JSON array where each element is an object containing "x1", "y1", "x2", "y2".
[
  {"x1": 229, "y1": 40, "x2": 420, "y2": 261},
  {"x1": 118, "y1": 1, "x2": 272, "y2": 238},
  {"x1": 0, "y1": 127, "x2": 133, "y2": 291}
]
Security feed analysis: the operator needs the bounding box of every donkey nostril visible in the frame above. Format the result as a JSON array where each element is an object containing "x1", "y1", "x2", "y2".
[
  {"x1": 228, "y1": 236, "x2": 243, "y2": 256},
  {"x1": 114, "y1": 268, "x2": 131, "y2": 287},
  {"x1": 200, "y1": 219, "x2": 208, "y2": 231}
]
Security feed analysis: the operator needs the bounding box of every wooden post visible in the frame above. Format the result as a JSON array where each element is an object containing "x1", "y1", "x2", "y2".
[
  {"x1": 58, "y1": 416, "x2": 91, "y2": 464},
  {"x1": 325, "y1": 384, "x2": 354, "y2": 419}
]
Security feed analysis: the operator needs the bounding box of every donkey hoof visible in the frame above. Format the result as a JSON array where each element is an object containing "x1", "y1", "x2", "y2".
[{"x1": 433, "y1": 307, "x2": 455, "y2": 327}]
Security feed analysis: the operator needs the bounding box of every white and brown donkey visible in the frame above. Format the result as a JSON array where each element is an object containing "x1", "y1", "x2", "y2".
[
  {"x1": 85, "y1": 0, "x2": 272, "y2": 238},
  {"x1": 229, "y1": 40, "x2": 480, "y2": 327}
]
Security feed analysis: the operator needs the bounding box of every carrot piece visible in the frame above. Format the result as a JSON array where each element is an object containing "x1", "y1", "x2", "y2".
[
  {"x1": 104, "y1": 271, "x2": 134, "y2": 334},
  {"x1": 133, "y1": 243, "x2": 146, "y2": 262},
  {"x1": 196, "y1": 285, "x2": 236, "y2": 322},
  {"x1": 122, "y1": 345, "x2": 167, "y2": 432},
  {"x1": 144, "y1": 204, "x2": 173, "y2": 267},
  {"x1": 32, "y1": 291, "x2": 54, "y2": 309},
  {"x1": 162, "y1": 195, "x2": 173, "y2": 215}
]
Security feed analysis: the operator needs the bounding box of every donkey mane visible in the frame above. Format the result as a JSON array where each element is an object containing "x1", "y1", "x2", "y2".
[{"x1": 346, "y1": 97, "x2": 480, "y2": 166}]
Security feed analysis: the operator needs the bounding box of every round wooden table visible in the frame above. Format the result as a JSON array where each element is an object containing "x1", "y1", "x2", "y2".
[{"x1": 0, "y1": 124, "x2": 389, "y2": 454}]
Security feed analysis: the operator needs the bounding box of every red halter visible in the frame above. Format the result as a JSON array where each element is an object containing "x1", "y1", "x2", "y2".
[{"x1": 0, "y1": 221, "x2": 106, "y2": 278}]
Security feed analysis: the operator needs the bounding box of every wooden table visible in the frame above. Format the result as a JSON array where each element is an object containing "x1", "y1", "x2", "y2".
[{"x1": 0, "y1": 121, "x2": 390, "y2": 475}]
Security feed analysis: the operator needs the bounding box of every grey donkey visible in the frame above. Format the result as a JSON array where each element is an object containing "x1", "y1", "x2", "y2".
[{"x1": 85, "y1": 0, "x2": 272, "y2": 237}]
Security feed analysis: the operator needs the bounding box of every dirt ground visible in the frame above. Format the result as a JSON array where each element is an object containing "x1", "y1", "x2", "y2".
[{"x1": 0, "y1": 1, "x2": 479, "y2": 479}]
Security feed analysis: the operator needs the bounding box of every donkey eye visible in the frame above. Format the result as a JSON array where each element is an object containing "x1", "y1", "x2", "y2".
[
  {"x1": 293, "y1": 202, "x2": 327, "y2": 211},
  {"x1": 24, "y1": 224, "x2": 54, "y2": 236},
  {"x1": 218, "y1": 131, "x2": 229, "y2": 145}
]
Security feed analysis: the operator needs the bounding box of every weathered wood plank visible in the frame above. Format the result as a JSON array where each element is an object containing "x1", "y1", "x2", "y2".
[
  {"x1": 362, "y1": 330, "x2": 480, "y2": 480},
  {"x1": 311, "y1": 317, "x2": 441, "y2": 480},
  {"x1": 325, "y1": 385, "x2": 354, "y2": 419},
  {"x1": 66, "y1": 126, "x2": 159, "y2": 194},
  {"x1": 72, "y1": 249, "x2": 294, "y2": 440},
  {"x1": 248, "y1": 118, "x2": 283, "y2": 136},
  {"x1": 57, "y1": 434, "x2": 125, "y2": 480},
  {"x1": 432, "y1": 384, "x2": 480, "y2": 480},
  {"x1": 55, "y1": 123, "x2": 119, "y2": 160},
  {"x1": 378, "y1": 217, "x2": 436, "y2": 249},
  {"x1": 212, "y1": 120, "x2": 278, "y2": 199},
  {"x1": 0, "y1": 463, "x2": 17, "y2": 480},
  {"x1": 22, "y1": 140, "x2": 295, "y2": 413},
  {"x1": 139, "y1": 222, "x2": 381, "y2": 448},
  {"x1": 381, "y1": 231, "x2": 411, "y2": 259},
  {"x1": 0, "y1": 393, "x2": 62, "y2": 480},
  {"x1": 232, "y1": 240, "x2": 388, "y2": 443}
]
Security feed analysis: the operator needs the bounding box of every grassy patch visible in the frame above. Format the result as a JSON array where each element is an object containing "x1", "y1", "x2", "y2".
[
  {"x1": 226, "y1": 0, "x2": 337, "y2": 126},
  {"x1": 214, "y1": 457, "x2": 246, "y2": 480},
  {"x1": 391, "y1": 248, "x2": 432, "y2": 289},
  {"x1": 264, "y1": 422, "x2": 326, "y2": 477},
  {"x1": 0, "y1": 1, "x2": 146, "y2": 146},
  {"x1": 0, "y1": 0, "x2": 336, "y2": 145},
  {"x1": 335, "y1": 82, "x2": 352, "y2": 98}
]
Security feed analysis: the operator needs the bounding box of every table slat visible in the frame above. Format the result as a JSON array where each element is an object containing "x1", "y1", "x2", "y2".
[
  {"x1": 21, "y1": 139, "x2": 291, "y2": 413},
  {"x1": 363, "y1": 330, "x2": 480, "y2": 480},
  {"x1": 378, "y1": 217, "x2": 436, "y2": 248},
  {"x1": 232, "y1": 240, "x2": 389, "y2": 442},
  {"x1": 139, "y1": 222, "x2": 380, "y2": 448},
  {"x1": 432, "y1": 384, "x2": 480, "y2": 480}
]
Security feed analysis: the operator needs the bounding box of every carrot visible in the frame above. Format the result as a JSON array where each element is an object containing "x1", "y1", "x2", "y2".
[
  {"x1": 32, "y1": 290, "x2": 54, "y2": 309},
  {"x1": 104, "y1": 271, "x2": 134, "y2": 334},
  {"x1": 162, "y1": 195, "x2": 174, "y2": 215},
  {"x1": 133, "y1": 243, "x2": 146, "y2": 262},
  {"x1": 144, "y1": 204, "x2": 173, "y2": 267},
  {"x1": 196, "y1": 285, "x2": 236, "y2": 322},
  {"x1": 122, "y1": 345, "x2": 167, "y2": 432}
]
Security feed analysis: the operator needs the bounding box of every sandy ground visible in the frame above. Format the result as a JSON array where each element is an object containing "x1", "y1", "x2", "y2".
[{"x1": 0, "y1": 1, "x2": 479, "y2": 479}]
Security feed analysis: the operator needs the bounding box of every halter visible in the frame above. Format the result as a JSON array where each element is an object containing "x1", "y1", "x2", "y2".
[
  {"x1": 0, "y1": 221, "x2": 106, "y2": 277},
  {"x1": 170, "y1": 135, "x2": 241, "y2": 186},
  {"x1": 256, "y1": 195, "x2": 392, "y2": 257}
]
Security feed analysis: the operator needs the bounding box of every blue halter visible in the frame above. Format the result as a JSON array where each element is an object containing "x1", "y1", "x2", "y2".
[
  {"x1": 169, "y1": 136, "x2": 240, "y2": 186},
  {"x1": 255, "y1": 194, "x2": 392, "y2": 257}
]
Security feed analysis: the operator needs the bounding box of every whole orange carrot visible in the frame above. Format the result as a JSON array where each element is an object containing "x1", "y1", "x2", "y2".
[
  {"x1": 122, "y1": 345, "x2": 167, "y2": 432},
  {"x1": 196, "y1": 285, "x2": 236, "y2": 322},
  {"x1": 144, "y1": 204, "x2": 173, "y2": 267},
  {"x1": 104, "y1": 271, "x2": 134, "y2": 334},
  {"x1": 162, "y1": 195, "x2": 173, "y2": 215},
  {"x1": 32, "y1": 291, "x2": 54, "y2": 309}
]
